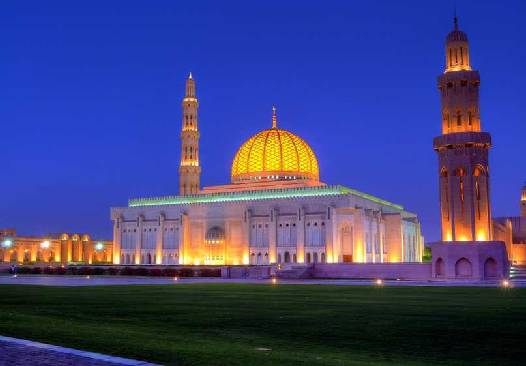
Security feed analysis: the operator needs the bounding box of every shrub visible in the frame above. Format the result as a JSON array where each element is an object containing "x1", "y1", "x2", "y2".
[
  {"x1": 132, "y1": 267, "x2": 148, "y2": 276},
  {"x1": 107, "y1": 267, "x2": 120, "y2": 276},
  {"x1": 422, "y1": 247, "x2": 432, "y2": 262},
  {"x1": 198, "y1": 268, "x2": 221, "y2": 277},
  {"x1": 30, "y1": 267, "x2": 42, "y2": 274},
  {"x1": 67, "y1": 267, "x2": 78, "y2": 275},
  {"x1": 55, "y1": 267, "x2": 66, "y2": 275},
  {"x1": 43, "y1": 267, "x2": 54, "y2": 275},
  {"x1": 161, "y1": 268, "x2": 177, "y2": 277},
  {"x1": 120, "y1": 267, "x2": 134, "y2": 276},
  {"x1": 77, "y1": 267, "x2": 93, "y2": 276},
  {"x1": 178, "y1": 268, "x2": 194, "y2": 277},
  {"x1": 17, "y1": 266, "x2": 31, "y2": 274},
  {"x1": 148, "y1": 268, "x2": 162, "y2": 277},
  {"x1": 91, "y1": 267, "x2": 105, "y2": 275}
]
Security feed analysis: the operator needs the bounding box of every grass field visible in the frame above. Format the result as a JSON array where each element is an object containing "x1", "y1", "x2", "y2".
[{"x1": 0, "y1": 284, "x2": 524, "y2": 366}]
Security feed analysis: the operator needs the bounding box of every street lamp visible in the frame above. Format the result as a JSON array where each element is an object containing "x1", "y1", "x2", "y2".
[
  {"x1": 40, "y1": 241, "x2": 50, "y2": 249},
  {"x1": 2, "y1": 239, "x2": 13, "y2": 248}
]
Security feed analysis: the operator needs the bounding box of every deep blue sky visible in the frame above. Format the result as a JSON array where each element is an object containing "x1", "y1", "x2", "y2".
[{"x1": 1, "y1": 1, "x2": 525, "y2": 241}]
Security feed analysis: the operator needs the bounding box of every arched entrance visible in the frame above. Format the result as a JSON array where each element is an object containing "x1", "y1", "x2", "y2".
[
  {"x1": 204, "y1": 227, "x2": 225, "y2": 265},
  {"x1": 484, "y1": 257, "x2": 498, "y2": 279},
  {"x1": 455, "y1": 258, "x2": 472, "y2": 278},
  {"x1": 435, "y1": 257, "x2": 445, "y2": 277}
]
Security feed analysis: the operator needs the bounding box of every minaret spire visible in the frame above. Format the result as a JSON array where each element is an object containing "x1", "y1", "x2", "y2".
[
  {"x1": 179, "y1": 73, "x2": 201, "y2": 195},
  {"x1": 272, "y1": 105, "x2": 277, "y2": 128}
]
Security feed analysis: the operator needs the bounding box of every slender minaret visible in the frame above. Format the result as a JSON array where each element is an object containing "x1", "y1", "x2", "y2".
[
  {"x1": 520, "y1": 183, "x2": 526, "y2": 217},
  {"x1": 179, "y1": 73, "x2": 201, "y2": 195},
  {"x1": 434, "y1": 17, "x2": 492, "y2": 242}
]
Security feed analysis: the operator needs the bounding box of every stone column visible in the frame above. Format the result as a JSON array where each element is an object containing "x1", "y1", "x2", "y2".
[
  {"x1": 179, "y1": 213, "x2": 188, "y2": 264},
  {"x1": 135, "y1": 216, "x2": 143, "y2": 264},
  {"x1": 269, "y1": 208, "x2": 278, "y2": 263},
  {"x1": 243, "y1": 209, "x2": 251, "y2": 265},
  {"x1": 156, "y1": 214, "x2": 164, "y2": 264},
  {"x1": 326, "y1": 206, "x2": 339, "y2": 263},
  {"x1": 113, "y1": 217, "x2": 122, "y2": 264},
  {"x1": 296, "y1": 207, "x2": 305, "y2": 263},
  {"x1": 352, "y1": 208, "x2": 366, "y2": 263}
]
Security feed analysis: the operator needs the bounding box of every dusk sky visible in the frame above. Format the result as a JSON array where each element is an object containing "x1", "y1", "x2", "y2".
[{"x1": 1, "y1": 0, "x2": 525, "y2": 241}]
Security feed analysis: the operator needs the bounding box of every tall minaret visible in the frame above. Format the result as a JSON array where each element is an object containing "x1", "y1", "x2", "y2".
[
  {"x1": 433, "y1": 17, "x2": 492, "y2": 242},
  {"x1": 179, "y1": 73, "x2": 201, "y2": 195}
]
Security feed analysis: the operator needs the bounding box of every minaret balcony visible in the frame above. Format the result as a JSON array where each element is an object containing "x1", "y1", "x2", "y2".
[{"x1": 433, "y1": 131, "x2": 491, "y2": 151}]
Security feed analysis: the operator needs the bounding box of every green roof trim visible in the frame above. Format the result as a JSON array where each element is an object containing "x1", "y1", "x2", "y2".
[{"x1": 128, "y1": 185, "x2": 403, "y2": 210}]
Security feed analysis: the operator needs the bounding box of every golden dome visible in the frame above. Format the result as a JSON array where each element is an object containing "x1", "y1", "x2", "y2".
[{"x1": 231, "y1": 108, "x2": 319, "y2": 183}]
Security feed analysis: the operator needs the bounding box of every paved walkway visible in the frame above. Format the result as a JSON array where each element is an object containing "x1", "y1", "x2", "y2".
[
  {"x1": 0, "y1": 275, "x2": 524, "y2": 287},
  {"x1": 0, "y1": 336, "x2": 160, "y2": 366}
]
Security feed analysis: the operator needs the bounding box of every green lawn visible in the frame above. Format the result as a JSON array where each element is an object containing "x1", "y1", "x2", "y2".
[{"x1": 0, "y1": 284, "x2": 524, "y2": 366}]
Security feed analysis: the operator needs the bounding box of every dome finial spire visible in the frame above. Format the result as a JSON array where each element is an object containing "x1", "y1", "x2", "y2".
[
  {"x1": 188, "y1": 71, "x2": 193, "y2": 79},
  {"x1": 453, "y1": 8, "x2": 458, "y2": 31},
  {"x1": 272, "y1": 105, "x2": 277, "y2": 128}
]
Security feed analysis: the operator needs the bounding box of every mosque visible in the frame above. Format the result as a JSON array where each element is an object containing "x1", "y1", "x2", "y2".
[
  {"x1": 1, "y1": 16, "x2": 524, "y2": 277},
  {"x1": 110, "y1": 77, "x2": 424, "y2": 266}
]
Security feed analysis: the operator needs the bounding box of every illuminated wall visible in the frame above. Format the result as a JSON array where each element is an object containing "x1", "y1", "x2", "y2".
[{"x1": 0, "y1": 231, "x2": 112, "y2": 265}]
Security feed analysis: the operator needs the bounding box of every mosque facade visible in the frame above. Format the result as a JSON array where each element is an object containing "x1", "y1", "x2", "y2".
[{"x1": 110, "y1": 77, "x2": 423, "y2": 266}]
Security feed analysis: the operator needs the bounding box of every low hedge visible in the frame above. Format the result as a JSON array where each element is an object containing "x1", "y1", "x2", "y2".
[{"x1": 8, "y1": 266, "x2": 221, "y2": 277}]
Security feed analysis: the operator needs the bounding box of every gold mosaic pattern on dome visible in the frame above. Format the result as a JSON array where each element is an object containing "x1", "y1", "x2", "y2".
[{"x1": 231, "y1": 128, "x2": 319, "y2": 182}]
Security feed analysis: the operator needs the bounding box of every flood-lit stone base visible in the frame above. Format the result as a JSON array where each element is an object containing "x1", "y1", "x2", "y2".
[{"x1": 430, "y1": 241, "x2": 509, "y2": 280}]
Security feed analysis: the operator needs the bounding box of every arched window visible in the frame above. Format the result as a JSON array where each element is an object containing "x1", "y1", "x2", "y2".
[
  {"x1": 313, "y1": 252, "x2": 318, "y2": 263},
  {"x1": 306, "y1": 253, "x2": 311, "y2": 263},
  {"x1": 147, "y1": 253, "x2": 152, "y2": 265},
  {"x1": 473, "y1": 166, "x2": 485, "y2": 219},
  {"x1": 293, "y1": 254, "x2": 297, "y2": 263},
  {"x1": 277, "y1": 254, "x2": 281, "y2": 264},
  {"x1": 284, "y1": 252, "x2": 290, "y2": 263},
  {"x1": 321, "y1": 253, "x2": 326, "y2": 263},
  {"x1": 456, "y1": 111, "x2": 462, "y2": 126},
  {"x1": 473, "y1": 166, "x2": 485, "y2": 177},
  {"x1": 455, "y1": 168, "x2": 465, "y2": 213}
]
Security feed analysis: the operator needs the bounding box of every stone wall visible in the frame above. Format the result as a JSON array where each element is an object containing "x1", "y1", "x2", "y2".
[{"x1": 312, "y1": 263, "x2": 432, "y2": 280}]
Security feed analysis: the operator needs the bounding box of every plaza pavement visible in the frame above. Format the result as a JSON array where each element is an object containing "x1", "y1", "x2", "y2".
[
  {"x1": 0, "y1": 274, "x2": 523, "y2": 287},
  {"x1": 0, "y1": 336, "x2": 160, "y2": 366}
]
